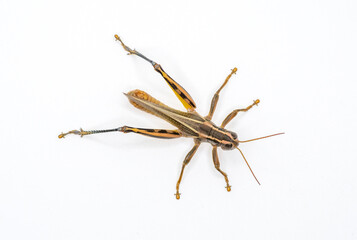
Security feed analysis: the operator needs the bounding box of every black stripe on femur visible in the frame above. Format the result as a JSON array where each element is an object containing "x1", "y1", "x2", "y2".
[
  {"x1": 168, "y1": 80, "x2": 194, "y2": 106},
  {"x1": 145, "y1": 129, "x2": 155, "y2": 132},
  {"x1": 181, "y1": 95, "x2": 195, "y2": 107},
  {"x1": 168, "y1": 81, "x2": 178, "y2": 90},
  {"x1": 154, "y1": 64, "x2": 196, "y2": 107},
  {"x1": 158, "y1": 130, "x2": 168, "y2": 133},
  {"x1": 167, "y1": 80, "x2": 196, "y2": 107},
  {"x1": 138, "y1": 132, "x2": 179, "y2": 139},
  {"x1": 155, "y1": 70, "x2": 180, "y2": 91}
]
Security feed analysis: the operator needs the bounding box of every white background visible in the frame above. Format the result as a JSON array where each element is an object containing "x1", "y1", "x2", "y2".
[{"x1": 1, "y1": 0, "x2": 357, "y2": 239}]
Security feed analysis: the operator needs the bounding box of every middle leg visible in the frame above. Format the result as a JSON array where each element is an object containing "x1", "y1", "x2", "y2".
[
  {"x1": 212, "y1": 146, "x2": 231, "y2": 192},
  {"x1": 220, "y1": 99, "x2": 260, "y2": 128}
]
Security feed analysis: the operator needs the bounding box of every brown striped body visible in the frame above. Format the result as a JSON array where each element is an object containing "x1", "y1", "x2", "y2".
[{"x1": 126, "y1": 89, "x2": 239, "y2": 150}]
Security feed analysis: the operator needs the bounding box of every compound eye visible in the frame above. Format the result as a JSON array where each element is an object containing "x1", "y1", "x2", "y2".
[
  {"x1": 231, "y1": 132, "x2": 237, "y2": 139},
  {"x1": 223, "y1": 143, "x2": 233, "y2": 150}
]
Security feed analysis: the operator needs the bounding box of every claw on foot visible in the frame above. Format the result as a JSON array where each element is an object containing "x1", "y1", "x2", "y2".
[
  {"x1": 225, "y1": 185, "x2": 231, "y2": 192},
  {"x1": 254, "y1": 99, "x2": 260, "y2": 105},
  {"x1": 114, "y1": 34, "x2": 135, "y2": 54},
  {"x1": 175, "y1": 192, "x2": 181, "y2": 200},
  {"x1": 231, "y1": 67, "x2": 238, "y2": 74},
  {"x1": 58, "y1": 128, "x2": 88, "y2": 139}
]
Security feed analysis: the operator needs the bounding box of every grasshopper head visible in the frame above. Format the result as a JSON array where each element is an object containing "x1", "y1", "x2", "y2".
[{"x1": 221, "y1": 130, "x2": 239, "y2": 150}]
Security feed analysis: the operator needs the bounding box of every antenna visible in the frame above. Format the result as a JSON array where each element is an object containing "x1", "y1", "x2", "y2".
[
  {"x1": 239, "y1": 132, "x2": 284, "y2": 143},
  {"x1": 236, "y1": 147, "x2": 261, "y2": 185}
]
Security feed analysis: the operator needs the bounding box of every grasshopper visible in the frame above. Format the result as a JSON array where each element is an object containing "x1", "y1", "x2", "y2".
[{"x1": 59, "y1": 35, "x2": 284, "y2": 199}]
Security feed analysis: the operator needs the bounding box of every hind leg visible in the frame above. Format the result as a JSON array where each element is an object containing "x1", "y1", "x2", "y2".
[
  {"x1": 115, "y1": 35, "x2": 196, "y2": 111},
  {"x1": 59, "y1": 126, "x2": 181, "y2": 139}
]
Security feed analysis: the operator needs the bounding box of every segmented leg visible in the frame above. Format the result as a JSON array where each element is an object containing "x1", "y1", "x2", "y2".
[
  {"x1": 206, "y1": 68, "x2": 237, "y2": 121},
  {"x1": 120, "y1": 126, "x2": 181, "y2": 138},
  {"x1": 115, "y1": 35, "x2": 196, "y2": 111},
  {"x1": 220, "y1": 99, "x2": 260, "y2": 128},
  {"x1": 58, "y1": 128, "x2": 119, "y2": 138},
  {"x1": 175, "y1": 139, "x2": 200, "y2": 200},
  {"x1": 58, "y1": 126, "x2": 181, "y2": 139},
  {"x1": 212, "y1": 146, "x2": 231, "y2": 191}
]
